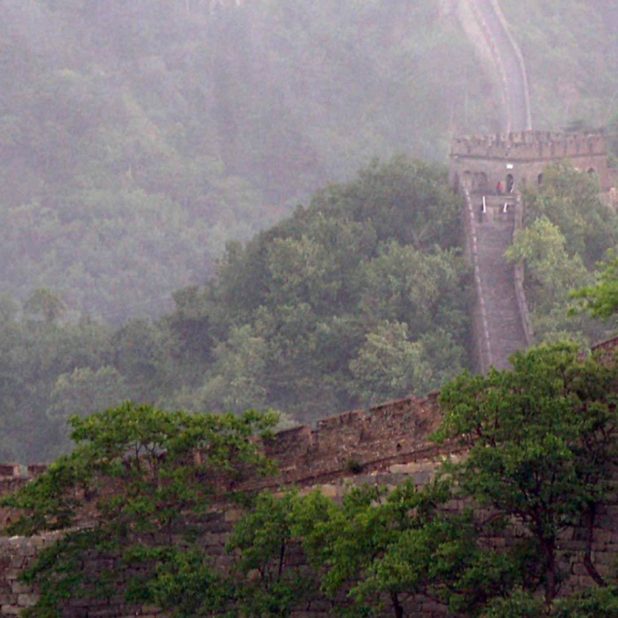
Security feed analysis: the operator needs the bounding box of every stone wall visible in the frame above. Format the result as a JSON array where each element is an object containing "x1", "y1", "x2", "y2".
[
  {"x1": 451, "y1": 131, "x2": 608, "y2": 161},
  {"x1": 449, "y1": 130, "x2": 614, "y2": 192},
  {"x1": 0, "y1": 394, "x2": 451, "y2": 617},
  {"x1": 460, "y1": 181, "x2": 530, "y2": 371},
  {"x1": 256, "y1": 394, "x2": 443, "y2": 489},
  {"x1": 461, "y1": 184, "x2": 493, "y2": 372},
  {"x1": 0, "y1": 339, "x2": 616, "y2": 616}
]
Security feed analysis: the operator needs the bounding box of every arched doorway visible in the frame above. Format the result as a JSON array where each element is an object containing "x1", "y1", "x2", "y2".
[
  {"x1": 506, "y1": 174, "x2": 515, "y2": 193},
  {"x1": 537, "y1": 173, "x2": 543, "y2": 186},
  {"x1": 477, "y1": 172, "x2": 488, "y2": 192}
]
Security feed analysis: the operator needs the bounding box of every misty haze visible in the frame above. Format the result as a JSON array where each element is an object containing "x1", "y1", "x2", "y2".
[
  {"x1": 0, "y1": 0, "x2": 615, "y2": 461},
  {"x1": 0, "y1": 1, "x2": 617, "y2": 616}
]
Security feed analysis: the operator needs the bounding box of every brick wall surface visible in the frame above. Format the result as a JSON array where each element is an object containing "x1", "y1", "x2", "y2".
[
  {"x1": 0, "y1": 339, "x2": 615, "y2": 616},
  {"x1": 449, "y1": 131, "x2": 615, "y2": 193}
]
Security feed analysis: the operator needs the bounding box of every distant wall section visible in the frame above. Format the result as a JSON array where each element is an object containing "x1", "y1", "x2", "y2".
[{"x1": 450, "y1": 131, "x2": 614, "y2": 193}]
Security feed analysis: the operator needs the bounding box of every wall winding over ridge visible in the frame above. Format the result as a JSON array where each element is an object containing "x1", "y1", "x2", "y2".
[
  {"x1": 0, "y1": 395, "x2": 452, "y2": 617},
  {"x1": 457, "y1": 0, "x2": 532, "y2": 132}
]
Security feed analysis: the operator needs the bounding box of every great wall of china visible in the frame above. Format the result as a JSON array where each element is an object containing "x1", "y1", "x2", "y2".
[
  {"x1": 0, "y1": 337, "x2": 617, "y2": 616},
  {"x1": 0, "y1": 1, "x2": 617, "y2": 615},
  {"x1": 0, "y1": 331, "x2": 617, "y2": 617}
]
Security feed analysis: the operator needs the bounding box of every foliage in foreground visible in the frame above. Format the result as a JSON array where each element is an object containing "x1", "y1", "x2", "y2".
[
  {"x1": 5, "y1": 342, "x2": 618, "y2": 616},
  {"x1": 438, "y1": 342, "x2": 618, "y2": 607},
  {"x1": 2, "y1": 403, "x2": 277, "y2": 616}
]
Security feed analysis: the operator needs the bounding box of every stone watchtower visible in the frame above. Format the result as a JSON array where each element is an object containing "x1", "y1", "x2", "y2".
[
  {"x1": 449, "y1": 131, "x2": 614, "y2": 195},
  {"x1": 449, "y1": 130, "x2": 615, "y2": 373}
]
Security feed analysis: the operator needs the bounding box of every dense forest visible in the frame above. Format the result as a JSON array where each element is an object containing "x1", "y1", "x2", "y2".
[
  {"x1": 0, "y1": 158, "x2": 471, "y2": 461},
  {"x1": 0, "y1": 0, "x2": 616, "y2": 321},
  {"x1": 0, "y1": 0, "x2": 617, "y2": 461},
  {"x1": 0, "y1": 0, "x2": 489, "y2": 321},
  {"x1": 2, "y1": 155, "x2": 617, "y2": 463}
]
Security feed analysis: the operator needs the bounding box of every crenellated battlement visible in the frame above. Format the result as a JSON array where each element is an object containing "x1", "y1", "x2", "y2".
[
  {"x1": 0, "y1": 394, "x2": 442, "y2": 499},
  {"x1": 0, "y1": 337, "x2": 614, "y2": 616},
  {"x1": 449, "y1": 130, "x2": 614, "y2": 194},
  {"x1": 451, "y1": 131, "x2": 607, "y2": 161},
  {"x1": 257, "y1": 393, "x2": 442, "y2": 488}
]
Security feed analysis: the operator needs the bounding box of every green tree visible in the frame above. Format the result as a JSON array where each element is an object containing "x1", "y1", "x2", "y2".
[
  {"x1": 2, "y1": 403, "x2": 278, "y2": 616},
  {"x1": 199, "y1": 324, "x2": 269, "y2": 413},
  {"x1": 111, "y1": 318, "x2": 172, "y2": 402},
  {"x1": 359, "y1": 241, "x2": 468, "y2": 335},
  {"x1": 49, "y1": 366, "x2": 129, "y2": 421},
  {"x1": 523, "y1": 162, "x2": 618, "y2": 267},
  {"x1": 571, "y1": 254, "x2": 618, "y2": 319},
  {"x1": 48, "y1": 365, "x2": 130, "y2": 450},
  {"x1": 553, "y1": 586, "x2": 618, "y2": 617},
  {"x1": 480, "y1": 589, "x2": 544, "y2": 617},
  {"x1": 23, "y1": 289, "x2": 66, "y2": 324},
  {"x1": 224, "y1": 491, "x2": 319, "y2": 617},
  {"x1": 505, "y1": 217, "x2": 594, "y2": 340},
  {"x1": 159, "y1": 156, "x2": 470, "y2": 424},
  {"x1": 292, "y1": 481, "x2": 513, "y2": 617},
  {"x1": 506, "y1": 217, "x2": 589, "y2": 311},
  {"x1": 0, "y1": 308, "x2": 113, "y2": 461},
  {"x1": 349, "y1": 320, "x2": 431, "y2": 405},
  {"x1": 437, "y1": 342, "x2": 618, "y2": 607}
]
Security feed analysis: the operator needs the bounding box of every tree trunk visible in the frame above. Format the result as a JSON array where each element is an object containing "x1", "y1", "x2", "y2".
[
  {"x1": 543, "y1": 539, "x2": 558, "y2": 607},
  {"x1": 583, "y1": 504, "x2": 607, "y2": 587},
  {"x1": 390, "y1": 591, "x2": 404, "y2": 618}
]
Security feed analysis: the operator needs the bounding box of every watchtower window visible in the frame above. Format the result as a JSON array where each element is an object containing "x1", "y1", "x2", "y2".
[{"x1": 472, "y1": 172, "x2": 488, "y2": 192}]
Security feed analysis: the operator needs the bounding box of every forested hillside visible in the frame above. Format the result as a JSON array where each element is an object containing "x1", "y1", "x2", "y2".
[
  {"x1": 0, "y1": 158, "x2": 470, "y2": 461},
  {"x1": 1, "y1": 0, "x2": 617, "y2": 461},
  {"x1": 501, "y1": 0, "x2": 618, "y2": 130},
  {"x1": 0, "y1": 0, "x2": 488, "y2": 321},
  {"x1": 7, "y1": 159, "x2": 613, "y2": 463},
  {"x1": 2, "y1": 0, "x2": 616, "y2": 320}
]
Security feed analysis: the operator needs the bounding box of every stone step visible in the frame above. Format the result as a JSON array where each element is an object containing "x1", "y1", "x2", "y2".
[{"x1": 469, "y1": 191, "x2": 528, "y2": 370}]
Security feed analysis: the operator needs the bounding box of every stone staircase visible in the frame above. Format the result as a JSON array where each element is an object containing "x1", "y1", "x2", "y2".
[{"x1": 471, "y1": 193, "x2": 528, "y2": 370}]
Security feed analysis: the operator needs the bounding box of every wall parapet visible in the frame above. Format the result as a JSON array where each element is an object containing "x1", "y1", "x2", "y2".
[
  {"x1": 512, "y1": 192, "x2": 534, "y2": 346},
  {"x1": 0, "y1": 338, "x2": 617, "y2": 616},
  {"x1": 451, "y1": 131, "x2": 607, "y2": 161},
  {"x1": 255, "y1": 394, "x2": 443, "y2": 489}
]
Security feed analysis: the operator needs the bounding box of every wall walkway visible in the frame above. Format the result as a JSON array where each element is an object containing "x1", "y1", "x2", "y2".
[
  {"x1": 463, "y1": 188, "x2": 531, "y2": 371},
  {"x1": 459, "y1": 0, "x2": 532, "y2": 132}
]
